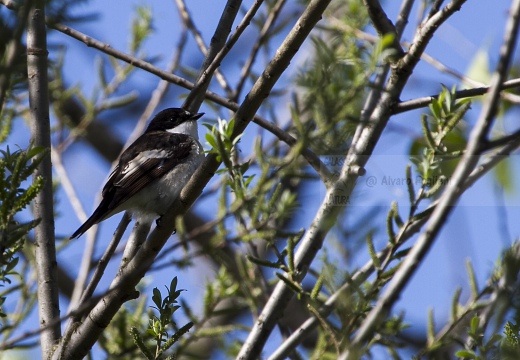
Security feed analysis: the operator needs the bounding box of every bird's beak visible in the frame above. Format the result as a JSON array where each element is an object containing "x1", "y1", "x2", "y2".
[{"x1": 191, "y1": 112, "x2": 204, "y2": 121}]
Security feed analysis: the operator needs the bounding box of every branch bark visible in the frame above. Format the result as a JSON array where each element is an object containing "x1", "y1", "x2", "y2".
[{"x1": 27, "y1": 0, "x2": 61, "y2": 357}]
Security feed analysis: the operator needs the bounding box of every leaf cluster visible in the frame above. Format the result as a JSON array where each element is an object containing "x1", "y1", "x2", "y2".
[
  {"x1": 411, "y1": 85, "x2": 470, "y2": 199},
  {"x1": 131, "y1": 277, "x2": 193, "y2": 360},
  {"x1": 0, "y1": 145, "x2": 46, "y2": 317}
]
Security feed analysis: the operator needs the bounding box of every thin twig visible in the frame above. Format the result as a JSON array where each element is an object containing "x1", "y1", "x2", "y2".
[
  {"x1": 350, "y1": 0, "x2": 413, "y2": 146},
  {"x1": 52, "y1": 145, "x2": 100, "y2": 315},
  {"x1": 51, "y1": 147, "x2": 87, "y2": 223},
  {"x1": 394, "y1": 78, "x2": 520, "y2": 114}
]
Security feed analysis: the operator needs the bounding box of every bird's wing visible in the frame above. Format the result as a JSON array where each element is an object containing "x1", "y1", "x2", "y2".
[{"x1": 103, "y1": 132, "x2": 194, "y2": 210}]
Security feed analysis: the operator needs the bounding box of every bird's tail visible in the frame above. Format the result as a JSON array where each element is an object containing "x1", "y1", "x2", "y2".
[{"x1": 70, "y1": 205, "x2": 108, "y2": 239}]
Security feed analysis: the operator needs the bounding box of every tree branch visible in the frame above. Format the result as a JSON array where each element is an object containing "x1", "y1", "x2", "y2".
[
  {"x1": 234, "y1": 0, "x2": 288, "y2": 100},
  {"x1": 175, "y1": 0, "x2": 234, "y2": 96},
  {"x1": 362, "y1": 0, "x2": 404, "y2": 55},
  {"x1": 394, "y1": 78, "x2": 520, "y2": 114},
  {"x1": 27, "y1": 1, "x2": 61, "y2": 357}
]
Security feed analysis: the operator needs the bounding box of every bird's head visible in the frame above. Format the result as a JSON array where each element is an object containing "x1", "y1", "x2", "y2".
[{"x1": 145, "y1": 108, "x2": 204, "y2": 135}]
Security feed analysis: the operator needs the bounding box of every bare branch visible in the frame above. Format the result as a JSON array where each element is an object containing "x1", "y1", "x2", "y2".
[
  {"x1": 352, "y1": 0, "x2": 412, "y2": 145},
  {"x1": 52, "y1": 145, "x2": 100, "y2": 315},
  {"x1": 27, "y1": 1, "x2": 61, "y2": 356},
  {"x1": 175, "y1": 0, "x2": 234, "y2": 95},
  {"x1": 394, "y1": 78, "x2": 520, "y2": 114},
  {"x1": 362, "y1": 0, "x2": 404, "y2": 55},
  {"x1": 51, "y1": 147, "x2": 87, "y2": 223}
]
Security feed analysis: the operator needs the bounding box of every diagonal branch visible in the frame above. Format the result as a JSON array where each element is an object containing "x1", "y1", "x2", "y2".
[
  {"x1": 362, "y1": 0, "x2": 404, "y2": 55},
  {"x1": 234, "y1": 0, "x2": 287, "y2": 100},
  {"x1": 175, "y1": 0, "x2": 234, "y2": 96}
]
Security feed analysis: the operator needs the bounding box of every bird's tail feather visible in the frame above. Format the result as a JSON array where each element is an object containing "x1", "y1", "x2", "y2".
[{"x1": 70, "y1": 206, "x2": 108, "y2": 239}]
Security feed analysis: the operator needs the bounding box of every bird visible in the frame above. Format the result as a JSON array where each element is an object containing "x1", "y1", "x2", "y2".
[{"x1": 70, "y1": 108, "x2": 205, "y2": 239}]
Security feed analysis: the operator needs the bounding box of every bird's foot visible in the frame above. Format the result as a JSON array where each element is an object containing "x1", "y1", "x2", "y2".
[{"x1": 156, "y1": 216, "x2": 176, "y2": 234}]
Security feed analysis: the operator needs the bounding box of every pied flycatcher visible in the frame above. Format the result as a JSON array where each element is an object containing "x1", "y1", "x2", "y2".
[{"x1": 70, "y1": 108, "x2": 204, "y2": 239}]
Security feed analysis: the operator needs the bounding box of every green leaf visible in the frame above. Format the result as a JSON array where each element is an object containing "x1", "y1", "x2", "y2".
[
  {"x1": 366, "y1": 232, "x2": 380, "y2": 269},
  {"x1": 152, "y1": 287, "x2": 162, "y2": 309},
  {"x1": 386, "y1": 203, "x2": 397, "y2": 244},
  {"x1": 466, "y1": 260, "x2": 478, "y2": 298},
  {"x1": 455, "y1": 350, "x2": 477, "y2": 359},
  {"x1": 451, "y1": 287, "x2": 462, "y2": 321},
  {"x1": 470, "y1": 314, "x2": 480, "y2": 335},
  {"x1": 205, "y1": 132, "x2": 217, "y2": 149}
]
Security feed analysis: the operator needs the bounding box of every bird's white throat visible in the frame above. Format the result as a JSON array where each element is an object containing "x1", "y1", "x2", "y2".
[{"x1": 167, "y1": 120, "x2": 199, "y2": 139}]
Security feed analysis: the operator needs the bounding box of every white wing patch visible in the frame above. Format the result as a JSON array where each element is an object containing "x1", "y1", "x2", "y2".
[{"x1": 118, "y1": 149, "x2": 172, "y2": 184}]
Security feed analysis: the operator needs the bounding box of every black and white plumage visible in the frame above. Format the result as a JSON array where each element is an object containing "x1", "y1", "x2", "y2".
[{"x1": 70, "y1": 108, "x2": 204, "y2": 239}]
